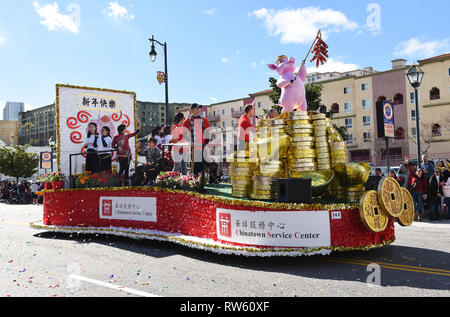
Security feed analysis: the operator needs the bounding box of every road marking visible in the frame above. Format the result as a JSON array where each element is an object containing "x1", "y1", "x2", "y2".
[
  {"x1": 324, "y1": 258, "x2": 450, "y2": 277},
  {"x1": 69, "y1": 275, "x2": 161, "y2": 297}
]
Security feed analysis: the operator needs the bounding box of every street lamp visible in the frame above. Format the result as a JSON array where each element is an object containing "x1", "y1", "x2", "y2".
[
  {"x1": 149, "y1": 35, "x2": 169, "y2": 123},
  {"x1": 406, "y1": 64, "x2": 424, "y2": 165},
  {"x1": 48, "y1": 136, "x2": 56, "y2": 172}
]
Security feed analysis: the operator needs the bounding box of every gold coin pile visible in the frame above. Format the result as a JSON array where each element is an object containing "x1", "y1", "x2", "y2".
[
  {"x1": 250, "y1": 175, "x2": 278, "y2": 201},
  {"x1": 230, "y1": 141, "x2": 255, "y2": 198},
  {"x1": 286, "y1": 112, "x2": 317, "y2": 173},
  {"x1": 313, "y1": 113, "x2": 331, "y2": 171},
  {"x1": 331, "y1": 142, "x2": 348, "y2": 168}
]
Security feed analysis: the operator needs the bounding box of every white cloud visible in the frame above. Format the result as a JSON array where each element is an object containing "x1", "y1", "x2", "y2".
[
  {"x1": 203, "y1": 9, "x2": 217, "y2": 15},
  {"x1": 394, "y1": 38, "x2": 449, "y2": 59},
  {"x1": 32, "y1": 1, "x2": 79, "y2": 33},
  {"x1": 251, "y1": 61, "x2": 257, "y2": 69},
  {"x1": 0, "y1": 35, "x2": 5, "y2": 45},
  {"x1": 221, "y1": 57, "x2": 230, "y2": 63},
  {"x1": 306, "y1": 58, "x2": 360, "y2": 74},
  {"x1": 210, "y1": 97, "x2": 218, "y2": 103},
  {"x1": 250, "y1": 7, "x2": 358, "y2": 44},
  {"x1": 104, "y1": 1, "x2": 135, "y2": 21}
]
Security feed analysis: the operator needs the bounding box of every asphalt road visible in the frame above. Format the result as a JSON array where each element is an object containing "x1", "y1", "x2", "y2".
[{"x1": 0, "y1": 203, "x2": 449, "y2": 297}]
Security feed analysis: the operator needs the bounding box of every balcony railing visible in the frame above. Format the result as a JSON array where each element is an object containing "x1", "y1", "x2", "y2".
[
  {"x1": 231, "y1": 110, "x2": 243, "y2": 119},
  {"x1": 207, "y1": 114, "x2": 221, "y2": 122}
]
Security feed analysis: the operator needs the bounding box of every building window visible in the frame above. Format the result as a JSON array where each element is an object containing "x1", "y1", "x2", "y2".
[
  {"x1": 432, "y1": 124, "x2": 442, "y2": 137},
  {"x1": 363, "y1": 116, "x2": 371, "y2": 126},
  {"x1": 345, "y1": 118, "x2": 353, "y2": 129},
  {"x1": 411, "y1": 128, "x2": 417, "y2": 139},
  {"x1": 344, "y1": 102, "x2": 352, "y2": 113},
  {"x1": 344, "y1": 87, "x2": 352, "y2": 94},
  {"x1": 411, "y1": 110, "x2": 421, "y2": 121},
  {"x1": 430, "y1": 87, "x2": 440, "y2": 100},
  {"x1": 317, "y1": 76, "x2": 321, "y2": 80},
  {"x1": 395, "y1": 127, "x2": 405, "y2": 140},
  {"x1": 346, "y1": 134, "x2": 354, "y2": 145},
  {"x1": 362, "y1": 99, "x2": 371, "y2": 110},
  {"x1": 393, "y1": 93, "x2": 404, "y2": 105},
  {"x1": 361, "y1": 83, "x2": 369, "y2": 91},
  {"x1": 222, "y1": 122, "x2": 226, "y2": 128},
  {"x1": 363, "y1": 132, "x2": 372, "y2": 142},
  {"x1": 258, "y1": 102, "x2": 262, "y2": 109},
  {"x1": 377, "y1": 96, "x2": 387, "y2": 102},
  {"x1": 410, "y1": 91, "x2": 420, "y2": 104},
  {"x1": 222, "y1": 109, "x2": 226, "y2": 115}
]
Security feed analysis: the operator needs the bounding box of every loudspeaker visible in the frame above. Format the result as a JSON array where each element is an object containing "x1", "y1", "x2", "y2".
[{"x1": 277, "y1": 178, "x2": 312, "y2": 204}]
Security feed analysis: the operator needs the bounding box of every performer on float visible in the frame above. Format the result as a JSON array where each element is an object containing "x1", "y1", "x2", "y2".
[
  {"x1": 98, "y1": 126, "x2": 113, "y2": 173},
  {"x1": 182, "y1": 104, "x2": 210, "y2": 176},
  {"x1": 112, "y1": 119, "x2": 141, "y2": 185},
  {"x1": 84, "y1": 122, "x2": 100, "y2": 173},
  {"x1": 171, "y1": 113, "x2": 188, "y2": 175},
  {"x1": 237, "y1": 104, "x2": 256, "y2": 152}
]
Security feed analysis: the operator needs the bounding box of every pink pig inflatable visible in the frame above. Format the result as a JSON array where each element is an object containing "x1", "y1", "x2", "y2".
[{"x1": 268, "y1": 56, "x2": 308, "y2": 113}]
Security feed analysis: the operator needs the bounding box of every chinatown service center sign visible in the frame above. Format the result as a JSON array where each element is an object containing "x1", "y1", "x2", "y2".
[
  {"x1": 99, "y1": 197, "x2": 157, "y2": 222},
  {"x1": 216, "y1": 209, "x2": 331, "y2": 248}
]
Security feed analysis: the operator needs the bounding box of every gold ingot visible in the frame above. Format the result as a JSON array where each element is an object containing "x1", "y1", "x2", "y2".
[
  {"x1": 377, "y1": 177, "x2": 404, "y2": 218},
  {"x1": 360, "y1": 190, "x2": 389, "y2": 233},
  {"x1": 327, "y1": 126, "x2": 345, "y2": 142},
  {"x1": 398, "y1": 188, "x2": 415, "y2": 227}
]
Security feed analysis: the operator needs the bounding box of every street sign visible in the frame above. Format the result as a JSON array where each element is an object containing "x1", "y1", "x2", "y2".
[
  {"x1": 40, "y1": 152, "x2": 52, "y2": 169},
  {"x1": 383, "y1": 101, "x2": 395, "y2": 138}
]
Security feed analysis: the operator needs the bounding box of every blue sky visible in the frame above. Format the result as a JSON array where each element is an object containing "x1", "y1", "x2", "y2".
[{"x1": 0, "y1": 0, "x2": 449, "y2": 115}]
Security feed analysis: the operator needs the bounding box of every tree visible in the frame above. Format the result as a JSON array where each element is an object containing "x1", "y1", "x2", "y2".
[{"x1": 0, "y1": 146, "x2": 40, "y2": 182}]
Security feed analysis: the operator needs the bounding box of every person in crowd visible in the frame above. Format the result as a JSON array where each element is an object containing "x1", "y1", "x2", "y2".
[
  {"x1": 146, "y1": 138, "x2": 161, "y2": 184},
  {"x1": 237, "y1": 104, "x2": 256, "y2": 154},
  {"x1": 171, "y1": 113, "x2": 188, "y2": 175},
  {"x1": 404, "y1": 158, "x2": 418, "y2": 190},
  {"x1": 374, "y1": 168, "x2": 383, "y2": 178},
  {"x1": 388, "y1": 169, "x2": 398, "y2": 181},
  {"x1": 84, "y1": 122, "x2": 100, "y2": 173},
  {"x1": 151, "y1": 126, "x2": 163, "y2": 151},
  {"x1": 161, "y1": 126, "x2": 172, "y2": 147},
  {"x1": 428, "y1": 169, "x2": 444, "y2": 221},
  {"x1": 268, "y1": 108, "x2": 279, "y2": 119},
  {"x1": 183, "y1": 104, "x2": 210, "y2": 176},
  {"x1": 421, "y1": 155, "x2": 435, "y2": 181},
  {"x1": 409, "y1": 169, "x2": 428, "y2": 222},
  {"x1": 112, "y1": 120, "x2": 141, "y2": 185},
  {"x1": 443, "y1": 160, "x2": 450, "y2": 220},
  {"x1": 30, "y1": 181, "x2": 40, "y2": 205},
  {"x1": 98, "y1": 126, "x2": 113, "y2": 173}
]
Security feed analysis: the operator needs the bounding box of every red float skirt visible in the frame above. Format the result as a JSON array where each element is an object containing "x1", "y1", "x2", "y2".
[{"x1": 30, "y1": 187, "x2": 395, "y2": 257}]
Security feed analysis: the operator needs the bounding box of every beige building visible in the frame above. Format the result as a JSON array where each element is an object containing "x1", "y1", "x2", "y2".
[
  {"x1": 0, "y1": 121, "x2": 19, "y2": 145},
  {"x1": 408, "y1": 54, "x2": 450, "y2": 161}
]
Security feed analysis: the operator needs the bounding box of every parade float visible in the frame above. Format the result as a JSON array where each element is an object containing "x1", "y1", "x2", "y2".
[{"x1": 31, "y1": 32, "x2": 415, "y2": 257}]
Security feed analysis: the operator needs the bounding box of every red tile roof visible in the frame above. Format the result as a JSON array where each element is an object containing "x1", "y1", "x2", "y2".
[{"x1": 418, "y1": 53, "x2": 450, "y2": 64}]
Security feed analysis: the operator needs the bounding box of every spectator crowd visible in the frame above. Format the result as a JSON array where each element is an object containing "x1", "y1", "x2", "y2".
[
  {"x1": 373, "y1": 155, "x2": 450, "y2": 222},
  {"x1": 0, "y1": 180, "x2": 44, "y2": 205}
]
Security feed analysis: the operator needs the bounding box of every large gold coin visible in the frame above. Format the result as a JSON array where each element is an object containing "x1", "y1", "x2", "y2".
[
  {"x1": 360, "y1": 190, "x2": 390, "y2": 233},
  {"x1": 377, "y1": 177, "x2": 403, "y2": 218},
  {"x1": 398, "y1": 188, "x2": 415, "y2": 227}
]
